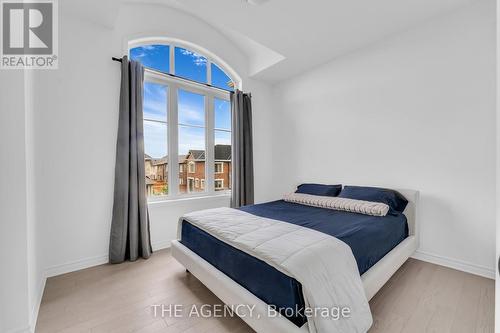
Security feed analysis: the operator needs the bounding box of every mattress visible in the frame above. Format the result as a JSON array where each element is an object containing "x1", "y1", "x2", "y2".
[{"x1": 180, "y1": 200, "x2": 408, "y2": 327}]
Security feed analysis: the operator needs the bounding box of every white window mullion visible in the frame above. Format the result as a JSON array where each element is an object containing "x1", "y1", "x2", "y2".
[
  {"x1": 145, "y1": 68, "x2": 230, "y2": 99},
  {"x1": 206, "y1": 94, "x2": 215, "y2": 194},
  {"x1": 170, "y1": 45, "x2": 175, "y2": 75},
  {"x1": 207, "y1": 59, "x2": 212, "y2": 85},
  {"x1": 168, "y1": 83, "x2": 179, "y2": 197}
]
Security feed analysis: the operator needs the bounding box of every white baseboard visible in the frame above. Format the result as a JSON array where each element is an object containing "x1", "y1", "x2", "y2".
[
  {"x1": 412, "y1": 250, "x2": 495, "y2": 279},
  {"x1": 45, "y1": 254, "x2": 109, "y2": 278},
  {"x1": 5, "y1": 326, "x2": 32, "y2": 333},
  {"x1": 44, "y1": 239, "x2": 173, "y2": 279},
  {"x1": 44, "y1": 241, "x2": 171, "y2": 279},
  {"x1": 152, "y1": 240, "x2": 171, "y2": 251},
  {"x1": 32, "y1": 241, "x2": 170, "y2": 331},
  {"x1": 43, "y1": 246, "x2": 495, "y2": 282},
  {"x1": 29, "y1": 275, "x2": 47, "y2": 333}
]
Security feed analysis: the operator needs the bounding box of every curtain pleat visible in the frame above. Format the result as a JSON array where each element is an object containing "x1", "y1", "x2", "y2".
[
  {"x1": 230, "y1": 90, "x2": 254, "y2": 208},
  {"x1": 109, "y1": 56, "x2": 152, "y2": 263}
]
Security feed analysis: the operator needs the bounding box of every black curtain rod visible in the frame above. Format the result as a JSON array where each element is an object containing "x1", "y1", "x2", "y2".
[{"x1": 111, "y1": 56, "x2": 246, "y2": 95}]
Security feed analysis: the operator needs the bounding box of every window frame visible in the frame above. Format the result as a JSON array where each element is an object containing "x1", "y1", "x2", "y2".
[
  {"x1": 128, "y1": 38, "x2": 241, "y2": 90},
  {"x1": 215, "y1": 162, "x2": 224, "y2": 174},
  {"x1": 187, "y1": 161, "x2": 196, "y2": 174},
  {"x1": 215, "y1": 179, "x2": 224, "y2": 190},
  {"x1": 130, "y1": 39, "x2": 239, "y2": 202},
  {"x1": 187, "y1": 177, "x2": 195, "y2": 193}
]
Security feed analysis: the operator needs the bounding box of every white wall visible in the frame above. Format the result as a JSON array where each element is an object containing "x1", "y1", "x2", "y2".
[
  {"x1": 0, "y1": 71, "x2": 29, "y2": 333},
  {"x1": 32, "y1": 3, "x2": 274, "y2": 279},
  {"x1": 496, "y1": 0, "x2": 500, "y2": 327},
  {"x1": 25, "y1": 70, "x2": 45, "y2": 332},
  {"x1": 271, "y1": 0, "x2": 496, "y2": 278},
  {"x1": 0, "y1": 70, "x2": 42, "y2": 332}
]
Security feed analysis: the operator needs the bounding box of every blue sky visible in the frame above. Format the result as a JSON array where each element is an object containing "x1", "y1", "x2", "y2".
[
  {"x1": 133, "y1": 45, "x2": 232, "y2": 158},
  {"x1": 130, "y1": 45, "x2": 169, "y2": 73},
  {"x1": 130, "y1": 44, "x2": 234, "y2": 90},
  {"x1": 143, "y1": 82, "x2": 167, "y2": 158}
]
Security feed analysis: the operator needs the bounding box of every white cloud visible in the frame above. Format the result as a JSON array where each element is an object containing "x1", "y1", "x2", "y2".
[
  {"x1": 179, "y1": 48, "x2": 207, "y2": 67},
  {"x1": 133, "y1": 51, "x2": 147, "y2": 58},
  {"x1": 144, "y1": 121, "x2": 167, "y2": 158},
  {"x1": 144, "y1": 99, "x2": 167, "y2": 119},
  {"x1": 144, "y1": 83, "x2": 167, "y2": 119},
  {"x1": 178, "y1": 104, "x2": 204, "y2": 125},
  {"x1": 179, "y1": 126, "x2": 205, "y2": 155},
  {"x1": 215, "y1": 131, "x2": 231, "y2": 145}
]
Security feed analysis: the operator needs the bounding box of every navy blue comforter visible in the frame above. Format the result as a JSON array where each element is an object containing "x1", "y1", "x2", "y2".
[
  {"x1": 180, "y1": 200, "x2": 408, "y2": 327},
  {"x1": 239, "y1": 200, "x2": 408, "y2": 275}
]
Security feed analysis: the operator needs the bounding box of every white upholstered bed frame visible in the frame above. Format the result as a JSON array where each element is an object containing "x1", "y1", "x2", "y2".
[{"x1": 171, "y1": 189, "x2": 419, "y2": 333}]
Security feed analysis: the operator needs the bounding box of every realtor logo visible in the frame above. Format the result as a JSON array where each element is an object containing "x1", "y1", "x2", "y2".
[{"x1": 1, "y1": 0, "x2": 58, "y2": 69}]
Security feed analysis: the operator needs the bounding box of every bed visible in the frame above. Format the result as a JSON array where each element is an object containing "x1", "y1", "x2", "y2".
[{"x1": 171, "y1": 188, "x2": 419, "y2": 333}]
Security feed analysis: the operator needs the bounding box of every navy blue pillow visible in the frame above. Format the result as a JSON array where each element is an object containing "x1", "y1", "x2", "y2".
[
  {"x1": 338, "y1": 186, "x2": 408, "y2": 212},
  {"x1": 295, "y1": 183, "x2": 342, "y2": 197}
]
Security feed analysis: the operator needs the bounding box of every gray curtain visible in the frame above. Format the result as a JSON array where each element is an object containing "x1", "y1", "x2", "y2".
[
  {"x1": 109, "y1": 56, "x2": 152, "y2": 263},
  {"x1": 230, "y1": 90, "x2": 254, "y2": 208}
]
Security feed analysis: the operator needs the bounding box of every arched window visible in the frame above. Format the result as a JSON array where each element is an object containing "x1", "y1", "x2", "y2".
[{"x1": 129, "y1": 40, "x2": 239, "y2": 199}]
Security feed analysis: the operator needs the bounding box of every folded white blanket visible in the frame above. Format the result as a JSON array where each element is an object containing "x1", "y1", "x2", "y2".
[
  {"x1": 179, "y1": 207, "x2": 373, "y2": 333},
  {"x1": 283, "y1": 192, "x2": 389, "y2": 216}
]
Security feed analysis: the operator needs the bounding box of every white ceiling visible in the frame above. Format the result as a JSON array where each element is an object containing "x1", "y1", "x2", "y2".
[
  {"x1": 67, "y1": 0, "x2": 478, "y2": 82},
  {"x1": 139, "y1": 0, "x2": 478, "y2": 82}
]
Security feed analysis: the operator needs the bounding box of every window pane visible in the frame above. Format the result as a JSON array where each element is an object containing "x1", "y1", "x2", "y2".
[
  {"x1": 215, "y1": 179, "x2": 224, "y2": 190},
  {"x1": 130, "y1": 45, "x2": 169, "y2": 73},
  {"x1": 179, "y1": 126, "x2": 206, "y2": 194},
  {"x1": 215, "y1": 98, "x2": 231, "y2": 130},
  {"x1": 175, "y1": 47, "x2": 207, "y2": 83},
  {"x1": 178, "y1": 89, "x2": 206, "y2": 194},
  {"x1": 144, "y1": 121, "x2": 168, "y2": 196},
  {"x1": 178, "y1": 89, "x2": 205, "y2": 126},
  {"x1": 215, "y1": 132, "x2": 231, "y2": 192},
  {"x1": 211, "y1": 63, "x2": 234, "y2": 91},
  {"x1": 215, "y1": 130, "x2": 231, "y2": 145},
  {"x1": 144, "y1": 82, "x2": 167, "y2": 122}
]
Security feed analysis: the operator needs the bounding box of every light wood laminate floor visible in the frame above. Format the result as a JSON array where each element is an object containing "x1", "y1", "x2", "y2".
[{"x1": 36, "y1": 250, "x2": 494, "y2": 333}]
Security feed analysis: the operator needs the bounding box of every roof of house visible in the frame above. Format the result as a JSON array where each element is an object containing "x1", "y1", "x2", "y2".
[
  {"x1": 185, "y1": 145, "x2": 231, "y2": 161},
  {"x1": 151, "y1": 156, "x2": 167, "y2": 166},
  {"x1": 145, "y1": 145, "x2": 231, "y2": 164},
  {"x1": 188, "y1": 150, "x2": 206, "y2": 161},
  {"x1": 215, "y1": 144, "x2": 231, "y2": 160}
]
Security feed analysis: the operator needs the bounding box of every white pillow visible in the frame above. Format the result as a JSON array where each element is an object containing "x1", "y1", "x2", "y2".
[{"x1": 283, "y1": 192, "x2": 389, "y2": 217}]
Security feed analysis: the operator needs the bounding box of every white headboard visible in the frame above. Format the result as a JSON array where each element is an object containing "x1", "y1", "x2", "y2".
[{"x1": 395, "y1": 189, "x2": 419, "y2": 243}]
